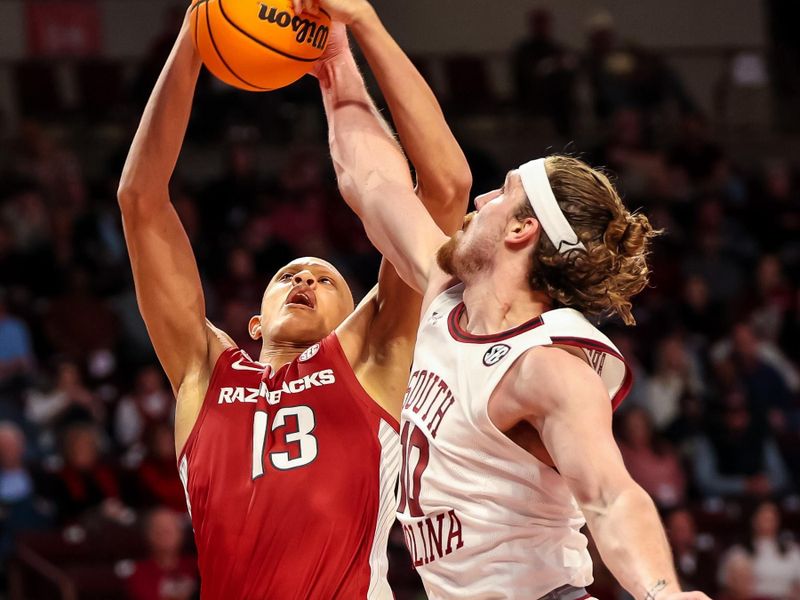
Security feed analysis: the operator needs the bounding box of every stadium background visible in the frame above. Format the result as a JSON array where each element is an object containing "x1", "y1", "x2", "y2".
[{"x1": 0, "y1": 0, "x2": 799, "y2": 598}]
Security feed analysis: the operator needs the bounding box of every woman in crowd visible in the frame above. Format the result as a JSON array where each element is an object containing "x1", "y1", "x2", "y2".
[{"x1": 734, "y1": 501, "x2": 800, "y2": 600}]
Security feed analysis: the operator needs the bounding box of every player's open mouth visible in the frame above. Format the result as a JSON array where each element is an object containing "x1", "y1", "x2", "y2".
[{"x1": 285, "y1": 289, "x2": 316, "y2": 310}]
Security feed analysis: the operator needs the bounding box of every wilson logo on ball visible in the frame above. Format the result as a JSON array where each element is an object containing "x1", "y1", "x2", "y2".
[{"x1": 257, "y1": 3, "x2": 330, "y2": 49}]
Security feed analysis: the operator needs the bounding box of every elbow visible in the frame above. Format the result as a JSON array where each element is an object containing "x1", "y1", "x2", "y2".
[
  {"x1": 421, "y1": 170, "x2": 473, "y2": 211},
  {"x1": 451, "y1": 169, "x2": 473, "y2": 202},
  {"x1": 117, "y1": 185, "x2": 138, "y2": 210},
  {"x1": 576, "y1": 475, "x2": 648, "y2": 519},
  {"x1": 117, "y1": 176, "x2": 145, "y2": 211},
  {"x1": 117, "y1": 181, "x2": 166, "y2": 216}
]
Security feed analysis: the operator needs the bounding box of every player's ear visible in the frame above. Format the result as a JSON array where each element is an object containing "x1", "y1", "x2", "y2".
[
  {"x1": 506, "y1": 217, "x2": 539, "y2": 247},
  {"x1": 248, "y1": 315, "x2": 262, "y2": 340}
]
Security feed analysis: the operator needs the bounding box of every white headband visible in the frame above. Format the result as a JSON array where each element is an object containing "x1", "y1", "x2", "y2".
[{"x1": 518, "y1": 158, "x2": 586, "y2": 254}]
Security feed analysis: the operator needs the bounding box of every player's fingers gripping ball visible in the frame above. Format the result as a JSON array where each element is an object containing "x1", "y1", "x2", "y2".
[{"x1": 189, "y1": 0, "x2": 331, "y2": 91}]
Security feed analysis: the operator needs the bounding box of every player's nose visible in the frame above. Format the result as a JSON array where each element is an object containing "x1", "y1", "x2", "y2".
[
  {"x1": 474, "y1": 189, "x2": 499, "y2": 211},
  {"x1": 293, "y1": 270, "x2": 317, "y2": 288}
]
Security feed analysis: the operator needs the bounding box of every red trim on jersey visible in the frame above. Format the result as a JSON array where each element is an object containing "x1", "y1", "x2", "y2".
[
  {"x1": 327, "y1": 332, "x2": 400, "y2": 432},
  {"x1": 447, "y1": 302, "x2": 544, "y2": 344},
  {"x1": 574, "y1": 594, "x2": 591, "y2": 600},
  {"x1": 549, "y1": 336, "x2": 633, "y2": 410},
  {"x1": 177, "y1": 346, "x2": 252, "y2": 463}
]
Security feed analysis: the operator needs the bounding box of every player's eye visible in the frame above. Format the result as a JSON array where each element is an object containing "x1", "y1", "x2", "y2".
[
  {"x1": 320, "y1": 277, "x2": 333, "y2": 285},
  {"x1": 279, "y1": 272, "x2": 294, "y2": 281}
]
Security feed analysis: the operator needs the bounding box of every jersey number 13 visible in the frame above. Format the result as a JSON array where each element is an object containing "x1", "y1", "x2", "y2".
[{"x1": 251, "y1": 406, "x2": 318, "y2": 479}]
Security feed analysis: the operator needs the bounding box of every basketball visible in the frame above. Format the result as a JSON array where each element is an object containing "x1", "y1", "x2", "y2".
[{"x1": 189, "y1": 0, "x2": 331, "y2": 91}]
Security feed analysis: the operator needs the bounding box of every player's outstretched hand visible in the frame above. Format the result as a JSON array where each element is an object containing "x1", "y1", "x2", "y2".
[
  {"x1": 661, "y1": 592, "x2": 711, "y2": 600},
  {"x1": 293, "y1": 0, "x2": 374, "y2": 26}
]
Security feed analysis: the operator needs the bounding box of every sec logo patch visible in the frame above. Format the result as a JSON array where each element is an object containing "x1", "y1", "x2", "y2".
[
  {"x1": 299, "y1": 343, "x2": 320, "y2": 363},
  {"x1": 483, "y1": 344, "x2": 510, "y2": 366}
]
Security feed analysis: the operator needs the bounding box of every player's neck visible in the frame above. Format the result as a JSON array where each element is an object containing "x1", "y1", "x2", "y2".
[
  {"x1": 259, "y1": 341, "x2": 306, "y2": 371},
  {"x1": 461, "y1": 272, "x2": 551, "y2": 335}
]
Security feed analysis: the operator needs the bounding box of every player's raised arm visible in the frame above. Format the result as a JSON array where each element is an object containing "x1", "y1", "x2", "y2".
[
  {"x1": 117, "y1": 9, "x2": 214, "y2": 397},
  {"x1": 317, "y1": 27, "x2": 450, "y2": 295},
  {"x1": 513, "y1": 347, "x2": 709, "y2": 600},
  {"x1": 345, "y1": 1, "x2": 471, "y2": 233}
]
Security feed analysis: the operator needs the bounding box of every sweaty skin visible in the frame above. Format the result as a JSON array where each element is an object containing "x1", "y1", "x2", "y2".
[{"x1": 118, "y1": 8, "x2": 469, "y2": 456}]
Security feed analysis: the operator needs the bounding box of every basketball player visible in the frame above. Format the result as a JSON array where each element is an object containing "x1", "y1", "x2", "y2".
[
  {"x1": 315, "y1": 1, "x2": 711, "y2": 598},
  {"x1": 118, "y1": 6, "x2": 469, "y2": 599}
]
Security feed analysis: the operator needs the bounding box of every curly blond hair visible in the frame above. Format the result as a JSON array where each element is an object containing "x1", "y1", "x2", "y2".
[{"x1": 519, "y1": 155, "x2": 659, "y2": 325}]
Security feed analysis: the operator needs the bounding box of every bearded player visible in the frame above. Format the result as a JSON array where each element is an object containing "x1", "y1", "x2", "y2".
[
  {"x1": 316, "y1": 1, "x2": 711, "y2": 598},
  {"x1": 118, "y1": 4, "x2": 469, "y2": 598}
]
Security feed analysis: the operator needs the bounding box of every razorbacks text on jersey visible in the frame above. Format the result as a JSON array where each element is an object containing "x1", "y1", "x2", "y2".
[
  {"x1": 178, "y1": 332, "x2": 400, "y2": 600},
  {"x1": 396, "y1": 284, "x2": 632, "y2": 600}
]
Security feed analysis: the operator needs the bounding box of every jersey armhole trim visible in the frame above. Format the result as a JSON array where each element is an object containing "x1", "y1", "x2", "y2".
[
  {"x1": 177, "y1": 346, "x2": 241, "y2": 463},
  {"x1": 327, "y1": 332, "x2": 400, "y2": 433},
  {"x1": 549, "y1": 336, "x2": 633, "y2": 410}
]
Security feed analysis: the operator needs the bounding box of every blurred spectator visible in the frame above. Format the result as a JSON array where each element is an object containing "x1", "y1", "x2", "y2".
[
  {"x1": 215, "y1": 247, "x2": 264, "y2": 307},
  {"x1": 664, "y1": 393, "x2": 707, "y2": 449},
  {"x1": 683, "y1": 231, "x2": 744, "y2": 306},
  {"x1": 676, "y1": 275, "x2": 726, "y2": 345},
  {"x1": 71, "y1": 193, "x2": 127, "y2": 282},
  {"x1": 115, "y1": 366, "x2": 173, "y2": 453},
  {"x1": 590, "y1": 108, "x2": 672, "y2": 198},
  {"x1": 512, "y1": 9, "x2": 577, "y2": 136},
  {"x1": 266, "y1": 148, "x2": 333, "y2": 257},
  {"x1": 0, "y1": 421, "x2": 33, "y2": 504},
  {"x1": 200, "y1": 136, "x2": 266, "y2": 236},
  {"x1": 717, "y1": 548, "x2": 767, "y2": 600},
  {"x1": 766, "y1": 0, "x2": 800, "y2": 132},
  {"x1": 1, "y1": 184, "x2": 51, "y2": 253},
  {"x1": 43, "y1": 268, "x2": 119, "y2": 366},
  {"x1": 26, "y1": 360, "x2": 103, "y2": 451},
  {"x1": 712, "y1": 323, "x2": 795, "y2": 423},
  {"x1": 581, "y1": 11, "x2": 695, "y2": 122},
  {"x1": 780, "y1": 289, "x2": 800, "y2": 366},
  {"x1": 46, "y1": 423, "x2": 123, "y2": 524},
  {"x1": 732, "y1": 501, "x2": 800, "y2": 599},
  {"x1": 666, "y1": 508, "x2": 719, "y2": 594},
  {"x1": 617, "y1": 407, "x2": 687, "y2": 509},
  {"x1": 132, "y1": 424, "x2": 185, "y2": 512},
  {"x1": 125, "y1": 507, "x2": 197, "y2": 600},
  {"x1": 693, "y1": 391, "x2": 791, "y2": 499},
  {"x1": 0, "y1": 288, "x2": 34, "y2": 392},
  {"x1": 131, "y1": 6, "x2": 185, "y2": 108},
  {"x1": 669, "y1": 113, "x2": 725, "y2": 187},
  {"x1": 643, "y1": 334, "x2": 706, "y2": 430},
  {"x1": 0, "y1": 421, "x2": 51, "y2": 560},
  {"x1": 747, "y1": 255, "x2": 796, "y2": 345}
]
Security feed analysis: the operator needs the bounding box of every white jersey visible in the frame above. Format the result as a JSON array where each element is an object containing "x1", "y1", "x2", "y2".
[{"x1": 396, "y1": 284, "x2": 631, "y2": 599}]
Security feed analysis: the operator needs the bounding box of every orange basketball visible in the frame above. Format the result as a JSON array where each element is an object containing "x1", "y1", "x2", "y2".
[{"x1": 189, "y1": 0, "x2": 331, "y2": 91}]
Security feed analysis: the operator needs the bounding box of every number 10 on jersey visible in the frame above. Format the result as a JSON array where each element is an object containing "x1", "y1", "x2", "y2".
[{"x1": 252, "y1": 406, "x2": 318, "y2": 479}]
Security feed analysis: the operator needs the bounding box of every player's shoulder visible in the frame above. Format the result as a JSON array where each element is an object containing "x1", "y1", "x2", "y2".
[{"x1": 511, "y1": 345, "x2": 606, "y2": 409}]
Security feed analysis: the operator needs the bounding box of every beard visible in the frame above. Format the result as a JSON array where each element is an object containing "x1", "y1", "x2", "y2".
[{"x1": 436, "y1": 212, "x2": 493, "y2": 279}]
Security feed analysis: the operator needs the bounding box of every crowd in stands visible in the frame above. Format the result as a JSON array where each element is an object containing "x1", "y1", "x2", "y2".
[{"x1": 0, "y1": 5, "x2": 798, "y2": 599}]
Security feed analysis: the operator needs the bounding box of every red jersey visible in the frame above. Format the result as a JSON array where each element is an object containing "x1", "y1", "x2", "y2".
[{"x1": 178, "y1": 333, "x2": 400, "y2": 599}]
